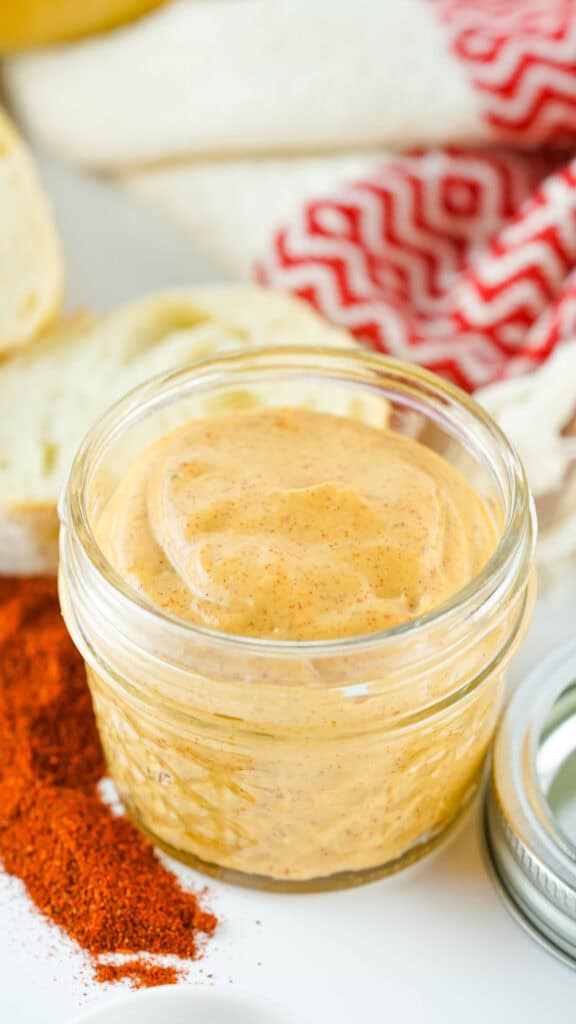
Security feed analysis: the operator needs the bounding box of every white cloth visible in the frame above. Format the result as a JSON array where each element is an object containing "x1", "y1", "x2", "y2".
[
  {"x1": 123, "y1": 151, "x2": 382, "y2": 277},
  {"x1": 5, "y1": 0, "x2": 482, "y2": 169},
  {"x1": 4, "y1": 0, "x2": 483, "y2": 276}
]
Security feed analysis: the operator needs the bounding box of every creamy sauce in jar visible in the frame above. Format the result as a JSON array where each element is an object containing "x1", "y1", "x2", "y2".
[
  {"x1": 85, "y1": 405, "x2": 516, "y2": 885},
  {"x1": 97, "y1": 407, "x2": 496, "y2": 640}
]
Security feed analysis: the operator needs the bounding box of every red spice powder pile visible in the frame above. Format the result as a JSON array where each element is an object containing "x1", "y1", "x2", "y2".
[{"x1": 0, "y1": 577, "x2": 217, "y2": 987}]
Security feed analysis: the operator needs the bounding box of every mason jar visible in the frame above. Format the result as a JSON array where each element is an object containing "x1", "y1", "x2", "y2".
[{"x1": 59, "y1": 346, "x2": 536, "y2": 891}]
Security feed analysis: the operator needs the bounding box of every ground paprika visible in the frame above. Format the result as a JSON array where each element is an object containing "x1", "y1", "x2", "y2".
[{"x1": 0, "y1": 577, "x2": 217, "y2": 988}]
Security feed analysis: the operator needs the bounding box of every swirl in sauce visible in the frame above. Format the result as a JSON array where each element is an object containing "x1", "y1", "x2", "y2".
[{"x1": 97, "y1": 408, "x2": 496, "y2": 640}]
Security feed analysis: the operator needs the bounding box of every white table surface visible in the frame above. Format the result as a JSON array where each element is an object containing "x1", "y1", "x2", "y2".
[{"x1": 1, "y1": 159, "x2": 574, "y2": 1023}]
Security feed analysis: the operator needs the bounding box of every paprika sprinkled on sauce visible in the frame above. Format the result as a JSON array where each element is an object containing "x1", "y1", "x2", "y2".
[{"x1": 0, "y1": 577, "x2": 217, "y2": 988}]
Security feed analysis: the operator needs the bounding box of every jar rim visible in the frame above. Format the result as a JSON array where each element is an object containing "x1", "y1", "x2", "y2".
[{"x1": 61, "y1": 345, "x2": 536, "y2": 658}]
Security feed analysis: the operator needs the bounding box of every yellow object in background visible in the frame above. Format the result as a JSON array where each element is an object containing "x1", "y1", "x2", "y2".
[{"x1": 0, "y1": 0, "x2": 167, "y2": 50}]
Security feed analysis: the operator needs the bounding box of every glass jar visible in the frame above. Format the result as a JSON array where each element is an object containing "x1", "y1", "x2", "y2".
[{"x1": 59, "y1": 347, "x2": 536, "y2": 891}]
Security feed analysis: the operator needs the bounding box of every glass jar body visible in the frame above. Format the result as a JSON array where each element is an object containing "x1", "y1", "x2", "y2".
[
  {"x1": 83, "y1": 657, "x2": 509, "y2": 888},
  {"x1": 59, "y1": 348, "x2": 536, "y2": 890}
]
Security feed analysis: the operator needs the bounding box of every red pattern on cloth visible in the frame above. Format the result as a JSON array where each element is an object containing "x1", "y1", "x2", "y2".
[
  {"x1": 431, "y1": 0, "x2": 576, "y2": 143},
  {"x1": 258, "y1": 1, "x2": 576, "y2": 391}
]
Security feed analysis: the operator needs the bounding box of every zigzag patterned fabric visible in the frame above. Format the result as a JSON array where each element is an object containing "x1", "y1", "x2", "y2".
[{"x1": 259, "y1": 0, "x2": 576, "y2": 391}]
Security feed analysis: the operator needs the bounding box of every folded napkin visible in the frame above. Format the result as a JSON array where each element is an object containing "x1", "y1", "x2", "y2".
[
  {"x1": 256, "y1": 0, "x2": 576, "y2": 577},
  {"x1": 5, "y1": 0, "x2": 485, "y2": 167},
  {"x1": 124, "y1": 153, "x2": 382, "y2": 278},
  {"x1": 4, "y1": 0, "x2": 486, "y2": 276},
  {"x1": 258, "y1": 1, "x2": 576, "y2": 390},
  {"x1": 259, "y1": 147, "x2": 573, "y2": 390}
]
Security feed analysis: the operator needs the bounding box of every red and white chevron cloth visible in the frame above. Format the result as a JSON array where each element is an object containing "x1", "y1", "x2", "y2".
[{"x1": 259, "y1": 0, "x2": 576, "y2": 391}]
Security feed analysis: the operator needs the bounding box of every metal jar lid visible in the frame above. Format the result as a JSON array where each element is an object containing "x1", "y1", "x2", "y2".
[{"x1": 485, "y1": 638, "x2": 576, "y2": 969}]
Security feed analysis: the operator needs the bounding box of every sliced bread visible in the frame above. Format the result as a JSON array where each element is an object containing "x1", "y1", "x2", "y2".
[
  {"x1": 0, "y1": 287, "x2": 358, "y2": 574},
  {"x1": 0, "y1": 108, "x2": 63, "y2": 354}
]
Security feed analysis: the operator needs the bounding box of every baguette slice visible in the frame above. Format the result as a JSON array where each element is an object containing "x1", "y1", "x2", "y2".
[
  {"x1": 0, "y1": 108, "x2": 63, "y2": 354},
  {"x1": 0, "y1": 287, "x2": 360, "y2": 575}
]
